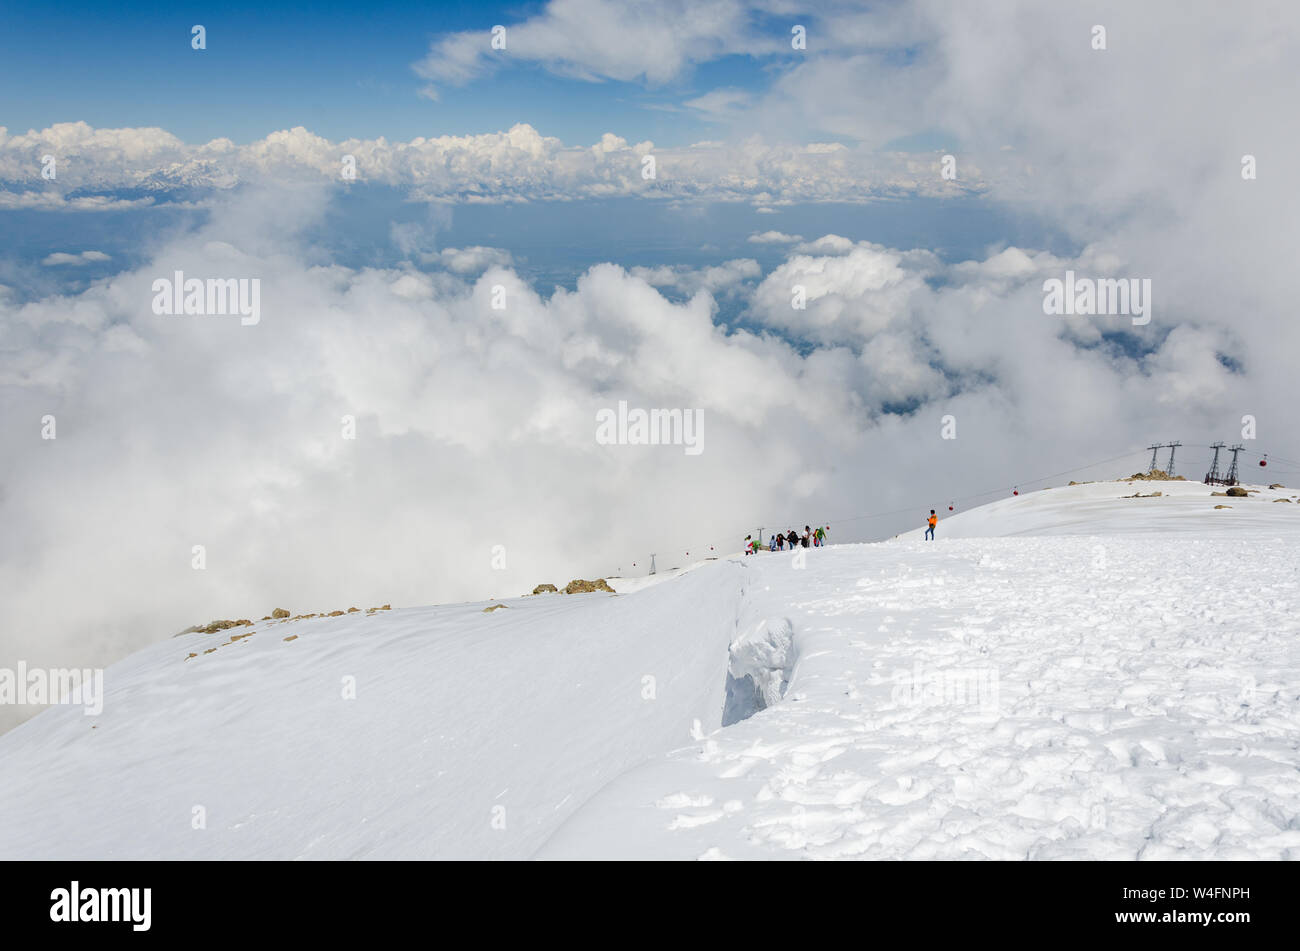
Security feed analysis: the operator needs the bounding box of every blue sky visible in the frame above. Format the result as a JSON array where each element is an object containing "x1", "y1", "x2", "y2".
[
  {"x1": 0, "y1": 0, "x2": 796, "y2": 146},
  {"x1": 0, "y1": 1, "x2": 997, "y2": 300}
]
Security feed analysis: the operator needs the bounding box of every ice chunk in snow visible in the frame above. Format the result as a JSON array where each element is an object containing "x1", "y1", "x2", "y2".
[{"x1": 722, "y1": 617, "x2": 795, "y2": 725}]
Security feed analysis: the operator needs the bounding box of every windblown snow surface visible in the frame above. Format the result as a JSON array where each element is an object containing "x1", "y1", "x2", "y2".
[{"x1": 2, "y1": 479, "x2": 1299, "y2": 860}]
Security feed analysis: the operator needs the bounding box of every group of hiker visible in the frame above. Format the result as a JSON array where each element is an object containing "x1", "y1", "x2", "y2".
[
  {"x1": 744, "y1": 525, "x2": 829, "y2": 555},
  {"x1": 744, "y1": 510, "x2": 940, "y2": 555}
]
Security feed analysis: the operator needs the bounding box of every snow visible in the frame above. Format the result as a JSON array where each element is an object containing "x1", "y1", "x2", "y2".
[
  {"x1": 541, "y1": 481, "x2": 1300, "y2": 859},
  {"x1": 903, "y1": 478, "x2": 1300, "y2": 540},
  {"x1": 0, "y1": 564, "x2": 744, "y2": 859},
  {"x1": 604, "y1": 556, "x2": 722, "y2": 593},
  {"x1": 3, "y1": 479, "x2": 1299, "y2": 859}
]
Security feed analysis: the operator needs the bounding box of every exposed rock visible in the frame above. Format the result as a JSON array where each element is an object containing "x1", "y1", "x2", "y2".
[
  {"x1": 483, "y1": 604, "x2": 508, "y2": 613},
  {"x1": 1269, "y1": 483, "x2": 1286, "y2": 490},
  {"x1": 283, "y1": 635, "x2": 298, "y2": 642},
  {"x1": 1124, "y1": 470, "x2": 1185, "y2": 482},
  {"x1": 531, "y1": 584, "x2": 558, "y2": 595},
  {"x1": 327, "y1": 610, "x2": 345, "y2": 617},
  {"x1": 1214, "y1": 504, "x2": 1232, "y2": 509},
  {"x1": 272, "y1": 608, "x2": 290, "y2": 619},
  {"x1": 1226, "y1": 486, "x2": 1248, "y2": 497},
  {"x1": 563, "y1": 578, "x2": 615, "y2": 594},
  {"x1": 1273, "y1": 498, "x2": 1292, "y2": 503},
  {"x1": 347, "y1": 607, "x2": 360, "y2": 613}
]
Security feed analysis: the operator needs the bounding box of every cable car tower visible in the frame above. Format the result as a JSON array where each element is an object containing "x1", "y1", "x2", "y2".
[
  {"x1": 1225, "y1": 444, "x2": 1243, "y2": 486},
  {"x1": 1204, "y1": 442, "x2": 1226, "y2": 485}
]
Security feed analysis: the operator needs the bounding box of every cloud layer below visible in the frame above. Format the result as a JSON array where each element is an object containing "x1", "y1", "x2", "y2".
[{"x1": 0, "y1": 122, "x2": 981, "y2": 207}]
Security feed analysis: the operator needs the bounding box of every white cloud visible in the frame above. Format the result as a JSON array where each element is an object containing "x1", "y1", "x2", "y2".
[
  {"x1": 683, "y1": 88, "x2": 754, "y2": 120},
  {"x1": 0, "y1": 122, "x2": 982, "y2": 205},
  {"x1": 629, "y1": 258, "x2": 760, "y2": 296},
  {"x1": 751, "y1": 241, "x2": 934, "y2": 345},
  {"x1": 747, "y1": 231, "x2": 803, "y2": 245},
  {"x1": 435, "y1": 246, "x2": 515, "y2": 274},
  {"x1": 793, "y1": 235, "x2": 854, "y2": 255},
  {"x1": 413, "y1": 0, "x2": 775, "y2": 93},
  {"x1": 0, "y1": 190, "x2": 154, "y2": 211},
  {"x1": 40, "y1": 250, "x2": 111, "y2": 266}
]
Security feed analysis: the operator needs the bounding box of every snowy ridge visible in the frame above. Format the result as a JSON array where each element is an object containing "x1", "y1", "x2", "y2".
[
  {"x1": 3, "y1": 479, "x2": 1299, "y2": 860},
  {"x1": 539, "y1": 480, "x2": 1300, "y2": 859},
  {"x1": 897, "y1": 478, "x2": 1300, "y2": 540}
]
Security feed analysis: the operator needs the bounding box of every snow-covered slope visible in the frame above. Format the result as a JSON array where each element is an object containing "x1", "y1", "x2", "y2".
[
  {"x1": 3, "y1": 479, "x2": 1298, "y2": 859},
  {"x1": 539, "y1": 480, "x2": 1300, "y2": 859},
  {"x1": 902, "y1": 478, "x2": 1300, "y2": 540},
  {"x1": 0, "y1": 563, "x2": 745, "y2": 859}
]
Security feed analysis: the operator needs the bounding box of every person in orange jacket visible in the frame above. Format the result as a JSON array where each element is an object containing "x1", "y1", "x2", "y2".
[{"x1": 925, "y1": 510, "x2": 937, "y2": 540}]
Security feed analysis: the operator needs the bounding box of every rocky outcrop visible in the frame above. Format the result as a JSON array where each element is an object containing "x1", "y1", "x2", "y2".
[
  {"x1": 563, "y1": 579, "x2": 615, "y2": 594},
  {"x1": 1125, "y1": 470, "x2": 1185, "y2": 481}
]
